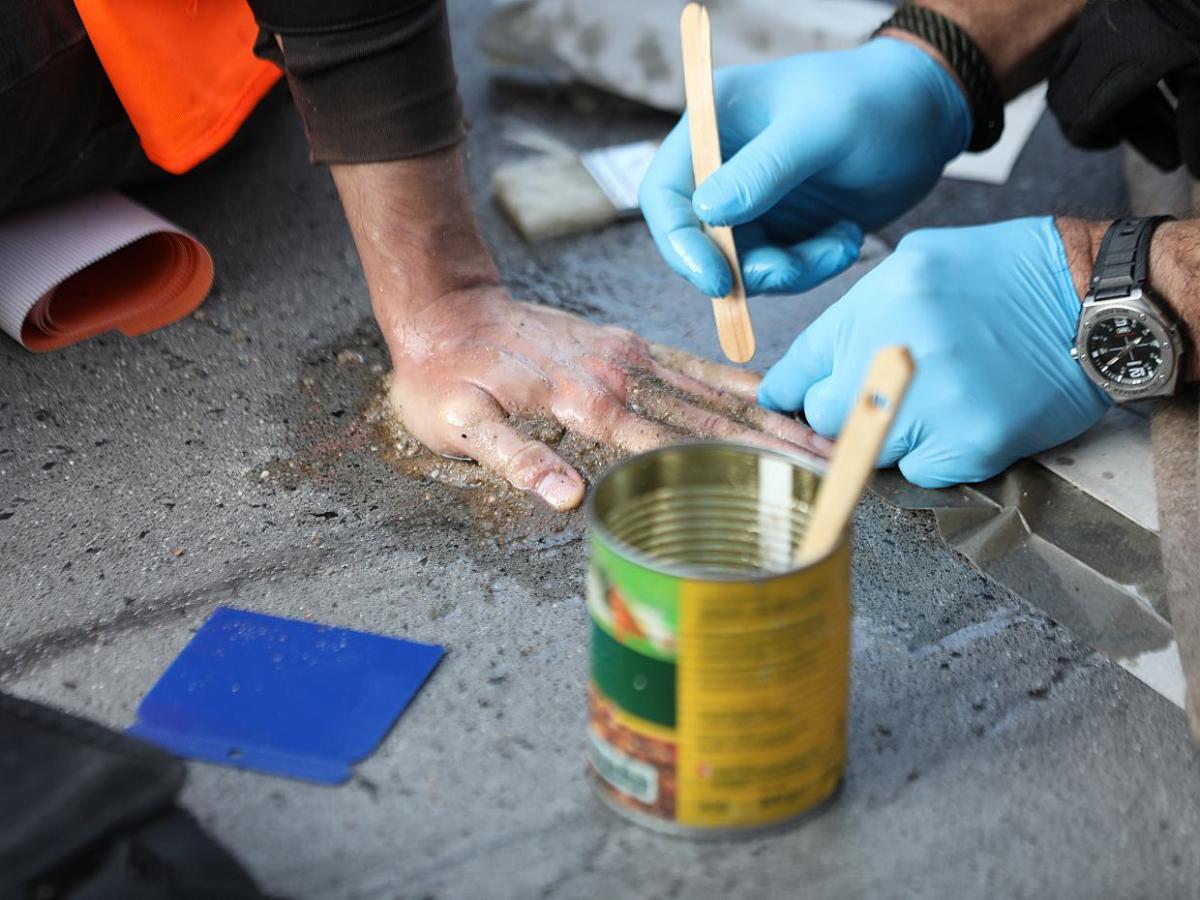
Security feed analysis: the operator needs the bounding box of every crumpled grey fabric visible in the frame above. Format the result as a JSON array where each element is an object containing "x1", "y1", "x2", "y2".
[{"x1": 479, "y1": 0, "x2": 892, "y2": 112}]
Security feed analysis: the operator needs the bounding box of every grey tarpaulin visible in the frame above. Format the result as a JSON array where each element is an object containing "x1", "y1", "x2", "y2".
[{"x1": 872, "y1": 463, "x2": 1184, "y2": 708}]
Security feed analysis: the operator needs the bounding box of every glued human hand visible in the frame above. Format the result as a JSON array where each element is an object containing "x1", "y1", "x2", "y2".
[
  {"x1": 759, "y1": 217, "x2": 1111, "y2": 488},
  {"x1": 385, "y1": 290, "x2": 830, "y2": 510},
  {"x1": 330, "y1": 147, "x2": 826, "y2": 510}
]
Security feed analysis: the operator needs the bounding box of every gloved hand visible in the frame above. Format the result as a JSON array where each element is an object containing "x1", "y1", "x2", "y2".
[
  {"x1": 1049, "y1": 0, "x2": 1200, "y2": 177},
  {"x1": 758, "y1": 217, "x2": 1113, "y2": 488},
  {"x1": 639, "y1": 37, "x2": 971, "y2": 298}
]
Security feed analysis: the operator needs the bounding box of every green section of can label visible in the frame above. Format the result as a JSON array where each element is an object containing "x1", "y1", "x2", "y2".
[
  {"x1": 591, "y1": 622, "x2": 675, "y2": 727},
  {"x1": 586, "y1": 539, "x2": 679, "y2": 662}
]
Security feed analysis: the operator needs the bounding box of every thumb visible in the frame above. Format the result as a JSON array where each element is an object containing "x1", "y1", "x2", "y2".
[{"x1": 693, "y1": 124, "x2": 838, "y2": 227}]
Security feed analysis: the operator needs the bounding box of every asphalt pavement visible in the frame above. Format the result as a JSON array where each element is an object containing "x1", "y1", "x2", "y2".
[{"x1": 2, "y1": 4, "x2": 1195, "y2": 898}]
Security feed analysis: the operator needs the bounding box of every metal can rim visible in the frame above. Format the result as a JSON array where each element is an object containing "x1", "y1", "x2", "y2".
[{"x1": 586, "y1": 440, "x2": 848, "y2": 583}]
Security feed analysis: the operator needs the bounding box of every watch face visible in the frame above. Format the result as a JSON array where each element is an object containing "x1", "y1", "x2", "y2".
[{"x1": 1085, "y1": 312, "x2": 1164, "y2": 388}]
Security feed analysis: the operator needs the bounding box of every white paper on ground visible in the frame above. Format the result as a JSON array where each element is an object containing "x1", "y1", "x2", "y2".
[
  {"x1": 580, "y1": 140, "x2": 659, "y2": 215},
  {"x1": 1120, "y1": 642, "x2": 1187, "y2": 710},
  {"x1": 0, "y1": 191, "x2": 191, "y2": 347},
  {"x1": 943, "y1": 83, "x2": 1048, "y2": 185},
  {"x1": 1036, "y1": 406, "x2": 1159, "y2": 532}
]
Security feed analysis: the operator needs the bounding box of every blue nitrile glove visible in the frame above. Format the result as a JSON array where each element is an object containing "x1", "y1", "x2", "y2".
[
  {"x1": 639, "y1": 37, "x2": 971, "y2": 298},
  {"x1": 758, "y1": 217, "x2": 1113, "y2": 488}
]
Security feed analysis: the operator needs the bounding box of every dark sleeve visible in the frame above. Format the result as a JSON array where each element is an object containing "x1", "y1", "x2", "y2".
[
  {"x1": 246, "y1": 0, "x2": 466, "y2": 164},
  {"x1": 1047, "y1": 0, "x2": 1200, "y2": 178}
]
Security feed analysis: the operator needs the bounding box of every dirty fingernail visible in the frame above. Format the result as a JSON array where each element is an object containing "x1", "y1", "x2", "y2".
[{"x1": 538, "y1": 472, "x2": 583, "y2": 510}]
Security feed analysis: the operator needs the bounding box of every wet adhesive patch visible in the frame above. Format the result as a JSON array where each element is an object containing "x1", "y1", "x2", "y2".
[{"x1": 128, "y1": 607, "x2": 444, "y2": 784}]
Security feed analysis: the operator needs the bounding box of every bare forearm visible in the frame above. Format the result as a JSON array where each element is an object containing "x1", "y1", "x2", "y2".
[
  {"x1": 1059, "y1": 217, "x2": 1200, "y2": 382},
  {"x1": 330, "y1": 147, "x2": 500, "y2": 337},
  {"x1": 1150, "y1": 221, "x2": 1200, "y2": 381},
  {"x1": 884, "y1": 0, "x2": 1085, "y2": 100}
]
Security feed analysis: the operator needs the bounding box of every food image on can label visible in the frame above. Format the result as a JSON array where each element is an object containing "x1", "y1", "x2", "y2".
[
  {"x1": 585, "y1": 443, "x2": 851, "y2": 835},
  {"x1": 588, "y1": 702, "x2": 665, "y2": 807}
]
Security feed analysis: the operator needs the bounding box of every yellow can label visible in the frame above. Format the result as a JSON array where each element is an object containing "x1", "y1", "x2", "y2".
[{"x1": 587, "y1": 538, "x2": 850, "y2": 831}]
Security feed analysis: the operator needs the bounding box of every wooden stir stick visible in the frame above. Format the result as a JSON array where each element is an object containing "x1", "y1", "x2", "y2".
[
  {"x1": 797, "y1": 346, "x2": 915, "y2": 565},
  {"x1": 679, "y1": 2, "x2": 755, "y2": 364}
]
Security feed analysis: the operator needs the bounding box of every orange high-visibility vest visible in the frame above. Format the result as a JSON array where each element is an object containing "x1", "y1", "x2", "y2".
[{"x1": 74, "y1": 1, "x2": 281, "y2": 175}]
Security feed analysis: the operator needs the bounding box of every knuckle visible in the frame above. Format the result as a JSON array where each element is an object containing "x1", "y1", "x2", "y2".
[
  {"x1": 434, "y1": 395, "x2": 479, "y2": 433},
  {"x1": 596, "y1": 329, "x2": 641, "y2": 359},
  {"x1": 505, "y1": 440, "x2": 554, "y2": 487},
  {"x1": 561, "y1": 385, "x2": 622, "y2": 432},
  {"x1": 424, "y1": 388, "x2": 497, "y2": 447},
  {"x1": 606, "y1": 323, "x2": 645, "y2": 348},
  {"x1": 583, "y1": 356, "x2": 625, "y2": 386}
]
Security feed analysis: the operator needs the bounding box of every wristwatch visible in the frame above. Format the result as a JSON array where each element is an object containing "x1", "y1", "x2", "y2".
[{"x1": 1071, "y1": 216, "x2": 1183, "y2": 402}]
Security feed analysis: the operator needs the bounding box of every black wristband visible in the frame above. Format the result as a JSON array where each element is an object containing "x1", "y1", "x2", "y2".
[
  {"x1": 1090, "y1": 216, "x2": 1174, "y2": 300},
  {"x1": 873, "y1": 5, "x2": 1005, "y2": 152}
]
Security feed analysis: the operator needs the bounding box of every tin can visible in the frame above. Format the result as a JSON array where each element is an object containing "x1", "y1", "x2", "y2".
[{"x1": 585, "y1": 442, "x2": 851, "y2": 836}]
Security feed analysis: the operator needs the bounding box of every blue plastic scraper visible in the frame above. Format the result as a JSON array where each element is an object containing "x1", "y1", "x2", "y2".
[{"x1": 128, "y1": 607, "x2": 443, "y2": 784}]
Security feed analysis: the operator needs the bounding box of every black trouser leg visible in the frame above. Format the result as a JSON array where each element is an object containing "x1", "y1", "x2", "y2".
[{"x1": 0, "y1": 0, "x2": 159, "y2": 216}]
